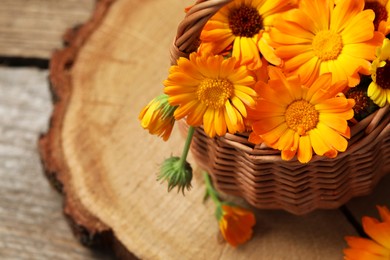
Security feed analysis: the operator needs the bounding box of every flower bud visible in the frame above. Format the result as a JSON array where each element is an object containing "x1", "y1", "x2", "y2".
[
  {"x1": 159, "y1": 156, "x2": 193, "y2": 194},
  {"x1": 139, "y1": 94, "x2": 176, "y2": 141},
  {"x1": 217, "y1": 203, "x2": 256, "y2": 247}
]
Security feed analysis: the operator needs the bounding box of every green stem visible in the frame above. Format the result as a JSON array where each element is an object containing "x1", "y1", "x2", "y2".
[
  {"x1": 179, "y1": 126, "x2": 195, "y2": 166},
  {"x1": 203, "y1": 171, "x2": 221, "y2": 206}
]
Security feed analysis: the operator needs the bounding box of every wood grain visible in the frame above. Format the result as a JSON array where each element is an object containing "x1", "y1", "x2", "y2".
[
  {"x1": 36, "y1": 0, "x2": 375, "y2": 259},
  {"x1": 0, "y1": 0, "x2": 94, "y2": 59},
  {"x1": 0, "y1": 67, "x2": 113, "y2": 259}
]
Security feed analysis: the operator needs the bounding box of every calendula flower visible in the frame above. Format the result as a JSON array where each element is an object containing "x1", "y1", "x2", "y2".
[
  {"x1": 248, "y1": 67, "x2": 355, "y2": 163},
  {"x1": 164, "y1": 52, "x2": 257, "y2": 138},
  {"x1": 139, "y1": 94, "x2": 176, "y2": 141},
  {"x1": 269, "y1": 0, "x2": 384, "y2": 87},
  {"x1": 344, "y1": 206, "x2": 390, "y2": 260},
  {"x1": 346, "y1": 76, "x2": 378, "y2": 121},
  {"x1": 364, "y1": 0, "x2": 390, "y2": 34},
  {"x1": 368, "y1": 38, "x2": 390, "y2": 107},
  {"x1": 203, "y1": 172, "x2": 256, "y2": 247},
  {"x1": 200, "y1": 0, "x2": 297, "y2": 69},
  {"x1": 218, "y1": 204, "x2": 256, "y2": 247}
]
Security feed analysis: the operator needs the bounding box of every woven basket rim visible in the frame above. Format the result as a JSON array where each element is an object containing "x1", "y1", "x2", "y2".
[{"x1": 220, "y1": 105, "x2": 390, "y2": 162}]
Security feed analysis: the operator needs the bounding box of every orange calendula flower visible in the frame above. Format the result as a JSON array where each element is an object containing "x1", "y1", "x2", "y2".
[
  {"x1": 203, "y1": 172, "x2": 256, "y2": 247},
  {"x1": 344, "y1": 206, "x2": 390, "y2": 260},
  {"x1": 164, "y1": 52, "x2": 257, "y2": 138},
  {"x1": 364, "y1": 0, "x2": 390, "y2": 34},
  {"x1": 218, "y1": 204, "x2": 256, "y2": 247},
  {"x1": 268, "y1": 0, "x2": 384, "y2": 87},
  {"x1": 139, "y1": 94, "x2": 176, "y2": 141},
  {"x1": 248, "y1": 67, "x2": 355, "y2": 163},
  {"x1": 200, "y1": 0, "x2": 297, "y2": 69},
  {"x1": 368, "y1": 38, "x2": 390, "y2": 107}
]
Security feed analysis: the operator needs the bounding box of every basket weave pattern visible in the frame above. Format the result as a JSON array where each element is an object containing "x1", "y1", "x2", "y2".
[
  {"x1": 190, "y1": 110, "x2": 389, "y2": 214},
  {"x1": 172, "y1": 0, "x2": 390, "y2": 215}
]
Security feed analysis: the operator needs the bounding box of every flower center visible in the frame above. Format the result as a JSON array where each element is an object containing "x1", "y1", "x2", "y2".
[
  {"x1": 346, "y1": 89, "x2": 370, "y2": 116},
  {"x1": 312, "y1": 30, "x2": 343, "y2": 61},
  {"x1": 228, "y1": 5, "x2": 263, "y2": 37},
  {"x1": 376, "y1": 61, "x2": 390, "y2": 89},
  {"x1": 285, "y1": 100, "x2": 319, "y2": 135},
  {"x1": 364, "y1": 2, "x2": 388, "y2": 30},
  {"x1": 197, "y1": 78, "x2": 234, "y2": 109}
]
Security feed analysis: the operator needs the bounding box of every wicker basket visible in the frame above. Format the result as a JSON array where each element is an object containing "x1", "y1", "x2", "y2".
[{"x1": 171, "y1": 0, "x2": 390, "y2": 215}]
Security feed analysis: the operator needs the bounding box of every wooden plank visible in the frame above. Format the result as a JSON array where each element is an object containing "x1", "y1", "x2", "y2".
[
  {"x1": 0, "y1": 0, "x2": 94, "y2": 59},
  {"x1": 38, "y1": 0, "x2": 361, "y2": 259},
  {"x1": 0, "y1": 67, "x2": 113, "y2": 259}
]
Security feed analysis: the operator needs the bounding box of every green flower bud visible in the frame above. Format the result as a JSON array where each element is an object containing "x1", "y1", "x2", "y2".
[{"x1": 159, "y1": 156, "x2": 193, "y2": 194}]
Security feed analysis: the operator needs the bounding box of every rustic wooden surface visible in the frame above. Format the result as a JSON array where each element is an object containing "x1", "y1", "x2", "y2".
[
  {"x1": 0, "y1": 0, "x2": 113, "y2": 259},
  {"x1": 0, "y1": 0, "x2": 389, "y2": 259},
  {"x1": 0, "y1": 67, "x2": 114, "y2": 259},
  {"x1": 0, "y1": 0, "x2": 95, "y2": 59}
]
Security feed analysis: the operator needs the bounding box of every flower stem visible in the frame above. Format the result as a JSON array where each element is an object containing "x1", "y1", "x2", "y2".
[
  {"x1": 203, "y1": 171, "x2": 221, "y2": 206},
  {"x1": 179, "y1": 126, "x2": 195, "y2": 166}
]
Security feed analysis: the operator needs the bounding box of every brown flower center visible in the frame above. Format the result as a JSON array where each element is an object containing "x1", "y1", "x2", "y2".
[
  {"x1": 285, "y1": 100, "x2": 319, "y2": 135},
  {"x1": 197, "y1": 78, "x2": 234, "y2": 109},
  {"x1": 346, "y1": 89, "x2": 370, "y2": 115},
  {"x1": 228, "y1": 5, "x2": 263, "y2": 37},
  {"x1": 312, "y1": 30, "x2": 343, "y2": 61},
  {"x1": 376, "y1": 61, "x2": 390, "y2": 89},
  {"x1": 364, "y1": 2, "x2": 388, "y2": 30}
]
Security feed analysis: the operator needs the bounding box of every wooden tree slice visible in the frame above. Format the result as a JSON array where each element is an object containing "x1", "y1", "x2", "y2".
[{"x1": 39, "y1": 0, "x2": 361, "y2": 259}]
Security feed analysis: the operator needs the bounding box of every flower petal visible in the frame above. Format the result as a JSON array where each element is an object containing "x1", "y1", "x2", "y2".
[
  {"x1": 363, "y1": 217, "x2": 390, "y2": 250},
  {"x1": 297, "y1": 135, "x2": 312, "y2": 163}
]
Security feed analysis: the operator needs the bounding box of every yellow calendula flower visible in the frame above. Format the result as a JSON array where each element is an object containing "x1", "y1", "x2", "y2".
[
  {"x1": 164, "y1": 52, "x2": 257, "y2": 138},
  {"x1": 139, "y1": 94, "x2": 176, "y2": 141},
  {"x1": 200, "y1": 0, "x2": 297, "y2": 69},
  {"x1": 248, "y1": 67, "x2": 355, "y2": 163},
  {"x1": 368, "y1": 38, "x2": 390, "y2": 107},
  {"x1": 364, "y1": 0, "x2": 390, "y2": 34},
  {"x1": 268, "y1": 0, "x2": 384, "y2": 87},
  {"x1": 344, "y1": 206, "x2": 390, "y2": 260}
]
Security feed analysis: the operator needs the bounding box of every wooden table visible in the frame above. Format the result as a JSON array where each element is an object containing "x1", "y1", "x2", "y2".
[
  {"x1": 0, "y1": 1, "x2": 388, "y2": 259},
  {"x1": 0, "y1": 1, "x2": 113, "y2": 259}
]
